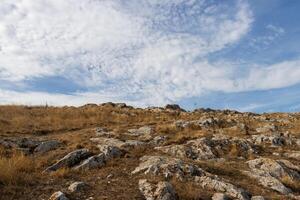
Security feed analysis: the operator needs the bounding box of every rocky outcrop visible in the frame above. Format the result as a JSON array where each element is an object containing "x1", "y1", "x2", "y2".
[
  {"x1": 132, "y1": 156, "x2": 204, "y2": 179},
  {"x1": 251, "y1": 133, "x2": 294, "y2": 147},
  {"x1": 45, "y1": 149, "x2": 92, "y2": 172},
  {"x1": 156, "y1": 138, "x2": 215, "y2": 160},
  {"x1": 156, "y1": 136, "x2": 256, "y2": 160},
  {"x1": 133, "y1": 156, "x2": 249, "y2": 200},
  {"x1": 174, "y1": 117, "x2": 235, "y2": 129},
  {"x1": 247, "y1": 158, "x2": 300, "y2": 181},
  {"x1": 48, "y1": 191, "x2": 68, "y2": 200},
  {"x1": 138, "y1": 179, "x2": 178, "y2": 200},
  {"x1": 195, "y1": 176, "x2": 250, "y2": 200},
  {"x1": 245, "y1": 158, "x2": 300, "y2": 194},
  {"x1": 243, "y1": 170, "x2": 291, "y2": 194}
]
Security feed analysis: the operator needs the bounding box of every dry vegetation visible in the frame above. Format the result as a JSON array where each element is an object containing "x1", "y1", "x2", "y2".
[
  {"x1": 0, "y1": 151, "x2": 36, "y2": 186},
  {"x1": 0, "y1": 104, "x2": 299, "y2": 200}
]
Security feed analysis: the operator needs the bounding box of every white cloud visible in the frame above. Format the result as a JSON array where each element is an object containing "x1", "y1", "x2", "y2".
[
  {"x1": 0, "y1": 0, "x2": 299, "y2": 108},
  {"x1": 0, "y1": 0, "x2": 255, "y2": 105},
  {"x1": 241, "y1": 60, "x2": 300, "y2": 91}
]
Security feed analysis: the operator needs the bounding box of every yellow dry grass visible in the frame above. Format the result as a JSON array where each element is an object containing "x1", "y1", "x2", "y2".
[{"x1": 0, "y1": 152, "x2": 36, "y2": 185}]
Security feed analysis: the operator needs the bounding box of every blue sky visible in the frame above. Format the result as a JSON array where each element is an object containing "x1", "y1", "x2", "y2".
[{"x1": 0, "y1": 0, "x2": 300, "y2": 112}]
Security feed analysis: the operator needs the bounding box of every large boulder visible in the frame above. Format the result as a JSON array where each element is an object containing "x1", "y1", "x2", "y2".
[
  {"x1": 45, "y1": 149, "x2": 92, "y2": 172},
  {"x1": 138, "y1": 179, "x2": 178, "y2": 200}
]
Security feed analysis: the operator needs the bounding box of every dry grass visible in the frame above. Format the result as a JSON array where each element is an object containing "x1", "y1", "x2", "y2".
[
  {"x1": 281, "y1": 176, "x2": 300, "y2": 193},
  {"x1": 0, "y1": 152, "x2": 36, "y2": 185},
  {"x1": 0, "y1": 105, "x2": 300, "y2": 199},
  {"x1": 49, "y1": 168, "x2": 72, "y2": 179},
  {"x1": 171, "y1": 180, "x2": 212, "y2": 200}
]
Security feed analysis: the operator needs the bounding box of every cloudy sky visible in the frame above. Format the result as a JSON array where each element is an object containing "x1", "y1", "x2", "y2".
[{"x1": 0, "y1": 0, "x2": 300, "y2": 112}]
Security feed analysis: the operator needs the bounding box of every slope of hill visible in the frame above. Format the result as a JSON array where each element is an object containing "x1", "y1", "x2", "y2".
[{"x1": 0, "y1": 103, "x2": 299, "y2": 200}]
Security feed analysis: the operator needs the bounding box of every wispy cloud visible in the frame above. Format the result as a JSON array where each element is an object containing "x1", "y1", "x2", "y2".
[
  {"x1": 249, "y1": 24, "x2": 285, "y2": 50},
  {"x1": 0, "y1": 0, "x2": 299, "y2": 108}
]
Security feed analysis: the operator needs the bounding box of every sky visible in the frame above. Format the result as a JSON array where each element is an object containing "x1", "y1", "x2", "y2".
[{"x1": 0, "y1": 0, "x2": 300, "y2": 112}]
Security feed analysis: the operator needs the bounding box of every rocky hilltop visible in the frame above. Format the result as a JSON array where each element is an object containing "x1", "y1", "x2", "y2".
[{"x1": 0, "y1": 104, "x2": 299, "y2": 200}]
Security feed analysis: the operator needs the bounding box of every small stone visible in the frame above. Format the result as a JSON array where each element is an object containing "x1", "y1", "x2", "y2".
[
  {"x1": 48, "y1": 191, "x2": 68, "y2": 200},
  {"x1": 107, "y1": 174, "x2": 113, "y2": 179},
  {"x1": 68, "y1": 181, "x2": 87, "y2": 193}
]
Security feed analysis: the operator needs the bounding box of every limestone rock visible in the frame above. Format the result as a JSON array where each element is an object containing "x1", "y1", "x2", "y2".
[
  {"x1": 132, "y1": 156, "x2": 204, "y2": 179},
  {"x1": 244, "y1": 169, "x2": 291, "y2": 194},
  {"x1": 138, "y1": 179, "x2": 178, "y2": 200},
  {"x1": 48, "y1": 191, "x2": 68, "y2": 200},
  {"x1": 74, "y1": 153, "x2": 106, "y2": 170},
  {"x1": 195, "y1": 176, "x2": 250, "y2": 200},
  {"x1": 247, "y1": 158, "x2": 300, "y2": 180},
  {"x1": 45, "y1": 149, "x2": 92, "y2": 172},
  {"x1": 245, "y1": 158, "x2": 300, "y2": 194}
]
